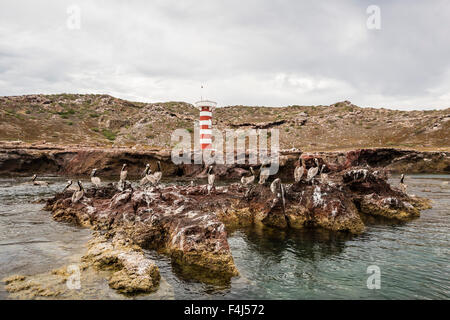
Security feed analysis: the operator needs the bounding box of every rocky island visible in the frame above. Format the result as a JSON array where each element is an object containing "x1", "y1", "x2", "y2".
[
  {"x1": 0, "y1": 94, "x2": 446, "y2": 298},
  {"x1": 32, "y1": 155, "x2": 429, "y2": 295}
]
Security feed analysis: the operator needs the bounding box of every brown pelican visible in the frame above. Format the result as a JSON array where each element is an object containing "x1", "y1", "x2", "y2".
[
  {"x1": 241, "y1": 167, "x2": 256, "y2": 186},
  {"x1": 117, "y1": 164, "x2": 128, "y2": 191},
  {"x1": 152, "y1": 161, "x2": 163, "y2": 186},
  {"x1": 71, "y1": 180, "x2": 84, "y2": 203},
  {"x1": 120, "y1": 164, "x2": 128, "y2": 182},
  {"x1": 139, "y1": 164, "x2": 151, "y2": 187},
  {"x1": 29, "y1": 174, "x2": 49, "y2": 186},
  {"x1": 259, "y1": 161, "x2": 270, "y2": 185},
  {"x1": 399, "y1": 174, "x2": 407, "y2": 194},
  {"x1": 63, "y1": 180, "x2": 78, "y2": 192},
  {"x1": 294, "y1": 157, "x2": 305, "y2": 183},
  {"x1": 90, "y1": 169, "x2": 101, "y2": 188},
  {"x1": 140, "y1": 161, "x2": 162, "y2": 187},
  {"x1": 306, "y1": 158, "x2": 320, "y2": 182},
  {"x1": 320, "y1": 164, "x2": 329, "y2": 184},
  {"x1": 270, "y1": 178, "x2": 287, "y2": 222},
  {"x1": 207, "y1": 165, "x2": 215, "y2": 194}
]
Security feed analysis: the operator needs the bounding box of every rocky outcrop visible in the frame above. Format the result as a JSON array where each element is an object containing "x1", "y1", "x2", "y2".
[
  {"x1": 343, "y1": 168, "x2": 431, "y2": 220},
  {"x1": 344, "y1": 148, "x2": 450, "y2": 173},
  {"x1": 2, "y1": 232, "x2": 164, "y2": 298},
  {"x1": 46, "y1": 185, "x2": 240, "y2": 284},
  {"x1": 229, "y1": 120, "x2": 287, "y2": 129},
  {"x1": 2, "y1": 274, "x2": 63, "y2": 299},
  {"x1": 82, "y1": 233, "x2": 160, "y2": 294},
  {"x1": 44, "y1": 161, "x2": 431, "y2": 288}
]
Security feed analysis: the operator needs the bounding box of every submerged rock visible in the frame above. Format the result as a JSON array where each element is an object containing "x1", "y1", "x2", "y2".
[
  {"x1": 1, "y1": 233, "x2": 163, "y2": 298},
  {"x1": 82, "y1": 233, "x2": 160, "y2": 294}
]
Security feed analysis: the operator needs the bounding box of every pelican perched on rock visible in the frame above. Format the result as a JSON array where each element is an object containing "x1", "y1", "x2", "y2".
[
  {"x1": 140, "y1": 164, "x2": 151, "y2": 186},
  {"x1": 140, "y1": 161, "x2": 162, "y2": 187},
  {"x1": 306, "y1": 158, "x2": 320, "y2": 182},
  {"x1": 90, "y1": 169, "x2": 101, "y2": 188},
  {"x1": 320, "y1": 164, "x2": 329, "y2": 184},
  {"x1": 241, "y1": 167, "x2": 256, "y2": 186},
  {"x1": 270, "y1": 178, "x2": 287, "y2": 219},
  {"x1": 117, "y1": 164, "x2": 128, "y2": 191},
  {"x1": 63, "y1": 180, "x2": 79, "y2": 192},
  {"x1": 259, "y1": 161, "x2": 270, "y2": 185},
  {"x1": 399, "y1": 174, "x2": 407, "y2": 194},
  {"x1": 152, "y1": 161, "x2": 162, "y2": 186},
  {"x1": 71, "y1": 181, "x2": 84, "y2": 203},
  {"x1": 29, "y1": 174, "x2": 49, "y2": 186},
  {"x1": 207, "y1": 165, "x2": 215, "y2": 194},
  {"x1": 294, "y1": 157, "x2": 305, "y2": 183},
  {"x1": 120, "y1": 164, "x2": 128, "y2": 182}
]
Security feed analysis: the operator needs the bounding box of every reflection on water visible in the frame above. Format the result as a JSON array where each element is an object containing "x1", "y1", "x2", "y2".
[{"x1": 0, "y1": 174, "x2": 449, "y2": 299}]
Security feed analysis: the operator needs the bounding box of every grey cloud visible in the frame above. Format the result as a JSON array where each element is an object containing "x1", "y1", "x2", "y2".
[{"x1": 0, "y1": 0, "x2": 449, "y2": 109}]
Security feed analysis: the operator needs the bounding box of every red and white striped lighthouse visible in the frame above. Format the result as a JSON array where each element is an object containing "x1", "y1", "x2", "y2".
[{"x1": 195, "y1": 100, "x2": 217, "y2": 150}]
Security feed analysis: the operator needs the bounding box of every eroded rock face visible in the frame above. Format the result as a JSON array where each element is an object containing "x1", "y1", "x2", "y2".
[
  {"x1": 1, "y1": 142, "x2": 448, "y2": 178},
  {"x1": 82, "y1": 233, "x2": 160, "y2": 294},
  {"x1": 46, "y1": 185, "x2": 240, "y2": 283},
  {"x1": 287, "y1": 183, "x2": 365, "y2": 234}
]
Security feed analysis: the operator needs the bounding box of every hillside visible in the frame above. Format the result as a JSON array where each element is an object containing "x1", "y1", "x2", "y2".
[{"x1": 0, "y1": 94, "x2": 449, "y2": 151}]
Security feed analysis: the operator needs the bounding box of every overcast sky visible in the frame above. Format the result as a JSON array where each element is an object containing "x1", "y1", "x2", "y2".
[{"x1": 1, "y1": 1, "x2": 449, "y2": 110}]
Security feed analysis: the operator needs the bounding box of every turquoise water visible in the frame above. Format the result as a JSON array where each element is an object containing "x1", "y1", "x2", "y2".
[{"x1": 0, "y1": 175, "x2": 449, "y2": 299}]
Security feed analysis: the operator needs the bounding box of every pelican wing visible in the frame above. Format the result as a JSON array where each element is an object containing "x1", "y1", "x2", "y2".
[
  {"x1": 72, "y1": 190, "x2": 84, "y2": 203},
  {"x1": 241, "y1": 175, "x2": 255, "y2": 186},
  {"x1": 270, "y1": 180, "x2": 277, "y2": 194},
  {"x1": 306, "y1": 167, "x2": 319, "y2": 181},
  {"x1": 91, "y1": 176, "x2": 101, "y2": 187},
  {"x1": 208, "y1": 174, "x2": 215, "y2": 186},
  {"x1": 140, "y1": 175, "x2": 150, "y2": 186},
  {"x1": 152, "y1": 172, "x2": 162, "y2": 185},
  {"x1": 294, "y1": 166, "x2": 304, "y2": 182}
]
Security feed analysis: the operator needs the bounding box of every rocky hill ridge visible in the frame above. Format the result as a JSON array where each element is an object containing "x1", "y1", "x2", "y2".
[{"x1": 0, "y1": 94, "x2": 449, "y2": 151}]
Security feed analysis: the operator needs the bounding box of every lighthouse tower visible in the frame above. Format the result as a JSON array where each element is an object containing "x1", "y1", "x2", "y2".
[{"x1": 195, "y1": 100, "x2": 216, "y2": 150}]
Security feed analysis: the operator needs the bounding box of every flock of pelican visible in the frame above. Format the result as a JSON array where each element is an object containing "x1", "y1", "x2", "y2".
[
  {"x1": 239, "y1": 156, "x2": 324, "y2": 193},
  {"x1": 22, "y1": 156, "x2": 408, "y2": 205},
  {"x1": 60, "y1": 161, "x2": 163, "y2": 203}
]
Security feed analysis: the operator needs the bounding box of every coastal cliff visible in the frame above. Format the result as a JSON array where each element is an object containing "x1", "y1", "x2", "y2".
[{"x1": 0, "y1": 142, "x2": 448, "y2": 178}]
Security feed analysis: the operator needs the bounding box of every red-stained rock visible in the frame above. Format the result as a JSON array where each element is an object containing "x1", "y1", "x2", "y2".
[{"x1": 44, "y1": 165, "x2": 431, "y2": 284}]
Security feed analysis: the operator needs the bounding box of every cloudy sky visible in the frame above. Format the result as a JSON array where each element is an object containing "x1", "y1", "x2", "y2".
[{"x1": 1, "y1": 0, "x2": 449, "y2": 110}]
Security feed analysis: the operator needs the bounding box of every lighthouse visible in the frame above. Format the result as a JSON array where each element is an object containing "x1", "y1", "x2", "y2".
[{"x1": 195, "y1": 100, "x2": 216, "y2": 150}]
